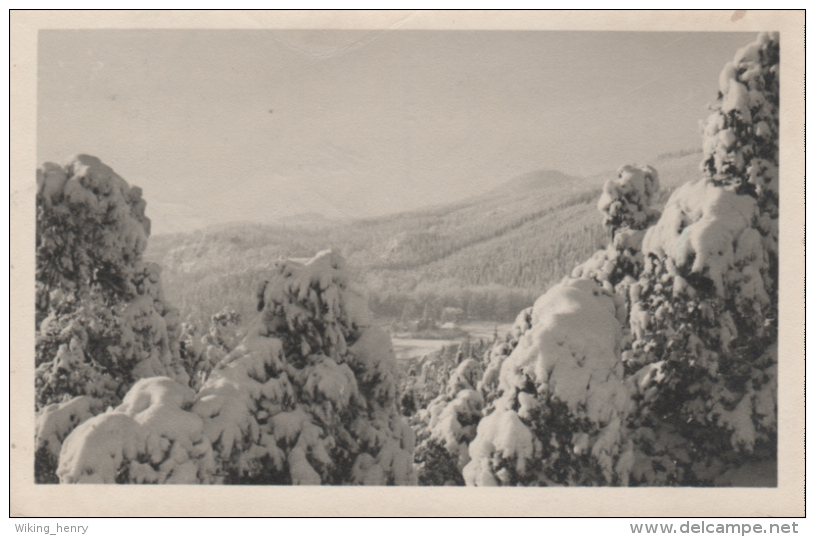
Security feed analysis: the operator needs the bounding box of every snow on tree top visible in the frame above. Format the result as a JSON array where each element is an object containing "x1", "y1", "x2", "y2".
[
  {"x1": 702, "y1": 32, "x2": 779, "y2": 206},
  {"x1": 39, "y1": 154, "x2": 151, "y2": 237},
  {"x1": 36, "y1": 154, "x2": 152, "y2": 298},
  {"x1": 260, "y1": 249, "x2": 372, "y2": 359},
  {"x1": 597, "y1": 164, "x2": 660, "y2": 232}
]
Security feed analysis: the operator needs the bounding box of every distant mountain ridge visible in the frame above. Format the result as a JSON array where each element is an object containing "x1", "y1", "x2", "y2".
[
  {"x1": 274, "y1": 212, "x2": 342, "y2": 228},
  {"x1": 491, "y1": 169, "x2": 581, "y2": 193}
]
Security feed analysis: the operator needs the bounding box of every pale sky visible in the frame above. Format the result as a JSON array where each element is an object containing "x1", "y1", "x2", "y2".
[{"x1": 38, "y1": 30, "x2": 754, "y2": 234}]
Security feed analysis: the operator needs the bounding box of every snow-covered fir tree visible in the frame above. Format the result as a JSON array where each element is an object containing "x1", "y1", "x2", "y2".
[
  {"x1": 35, "y1": 155, "x2": 188, "y2": 482},
  {"x1": 573, "y1": 164, "x2": 662, "y2": 292},
  {"x1": 463, "y1": 278, "x2": 634, "y2": 486},
  {"x1": 623, "y1": 33, "x2": 779, "y2": 485},
  {"x1": 462, "y1": 33, "x2": 778, "y2": 487},
  {"x1": 180, "y1": 307, "x2": 245, "y2": 390}
]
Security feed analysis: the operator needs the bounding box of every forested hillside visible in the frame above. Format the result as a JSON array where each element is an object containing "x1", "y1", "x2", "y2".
[{"x1": 146, "y1": 151, "x2": 700, "y2": 327}]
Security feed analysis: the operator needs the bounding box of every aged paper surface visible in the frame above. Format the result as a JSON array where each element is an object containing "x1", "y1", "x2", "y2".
[{"x1": 10, "y1": 10, "x2": 805, "y2": 516}]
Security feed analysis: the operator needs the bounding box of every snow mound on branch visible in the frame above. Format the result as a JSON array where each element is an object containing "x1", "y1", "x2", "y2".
[
  {"x1": 478, "y1": 307, "x2": 533, "y2": 401},
  {"x1": 572, "y1": 228, "x2": 647, "y2": 291},
  {"x1": 35, "y1": 335, "x2": 119, "y2": 407},
  {"x1": 597, "y1": 165, "x2": 660, "y2": 231},
  {"x1": 445, "y1": 358, "x2": 482, "y2": 398},
  {"x1": 709, "y1": 343, "x2": 777, "y2": 452},
  {"x1": 412, "y1": 358, "x2": 485, "y2": 480},
  {"x1": 641, "y1": 178, "x2": 767, "y2": 305},
  {"x1": 573, "y1": 164, "x2": 660, "y2": 305},
  {"x1": 193, "y1": 334, "x2": 287, "y2": 460},
  {"x1": 426, "y1": 389, "x2": 484, "y2": 453},
  {"x1": 58, "y1": 377, "x2": 216, "y2": 483},
  {"x1": 36, "y1": 396, "x2": 104, "y2": 459},
  {"x1": 347, "y1": 326, "x2": 399, "y2": 405},
  {"x1": 464, "y1": 409, "x2": 539, "y2": 486},
  {"x1": 504, "y1": 278, "x2": 628, "y2": 422},
  {"x1": 464, "y1": 278, "x2": 633, "y2": 486}
]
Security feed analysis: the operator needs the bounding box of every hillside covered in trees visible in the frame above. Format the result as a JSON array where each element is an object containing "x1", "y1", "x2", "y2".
[{"x1": 145, "y1": 151, "x2": 701, "y2": 328}]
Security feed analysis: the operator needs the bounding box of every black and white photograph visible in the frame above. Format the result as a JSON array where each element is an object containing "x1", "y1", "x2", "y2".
[{"x1": 10, "y1": 10, "x2": 805, "y2": 517}]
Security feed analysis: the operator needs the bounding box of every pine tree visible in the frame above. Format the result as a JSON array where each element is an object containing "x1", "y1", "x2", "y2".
[
  {"x1": 626, "y1": 33, "x2": 779, "y2": 484},
  {"x1": 35, "y1": 155, "x2": 188, "y2": 482},
  {"x1": 463, "y1": 33, "x2": 779, "y2": 487},
  {"x1": 574, "y1": 164, "x2": 661, "y2": 291},
  {"x1": 463, "y1": 278, "x2": 633, "y2": 486},
  {"x1": 700, "y1": 32, "x2": 780, "y2": 297}
]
